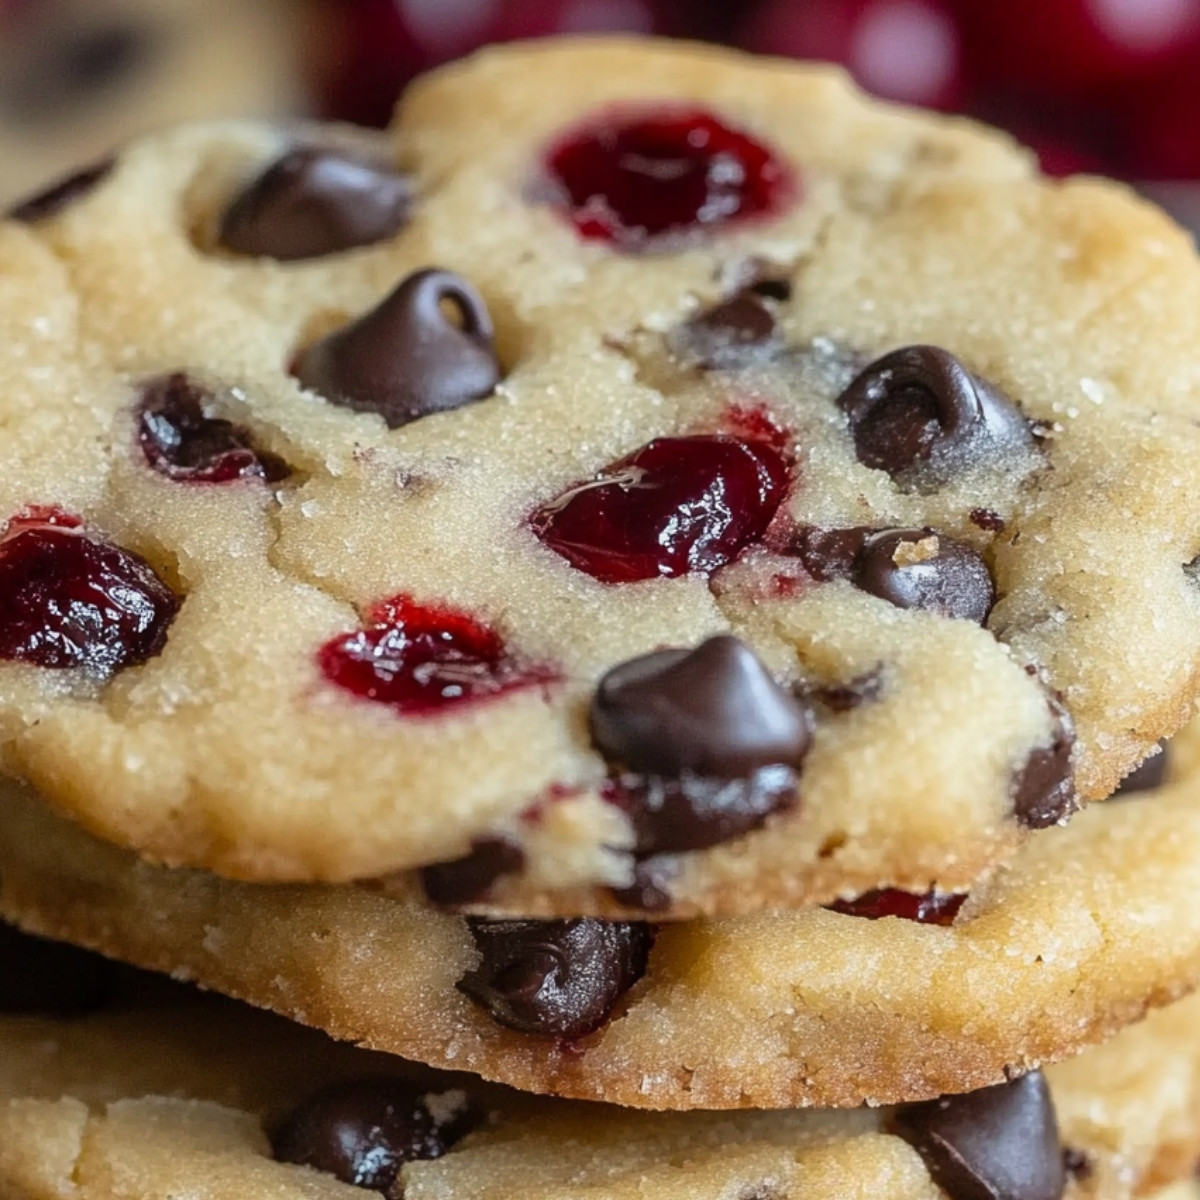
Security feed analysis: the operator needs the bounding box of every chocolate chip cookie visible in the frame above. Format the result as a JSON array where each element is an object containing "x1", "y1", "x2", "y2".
[
  {"x1": 0, "y1": 923, "x2": 1197, "y2": 1200},
  {"x1": 0, "y1": 715, "x2": 1196, "y2": 1109},
  {"x1": 5, "y1": 39, "x2": 1200, "y2": 920}
]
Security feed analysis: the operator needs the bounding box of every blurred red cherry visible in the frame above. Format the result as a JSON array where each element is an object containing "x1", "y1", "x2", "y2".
[
  {"x1": 738, "y1": 0, "x2": 964, "y2": 109},
  {"x1": 480, "y1": 0, "x2": 665, "y2": 41},
  {"x1": 1113, "y1": 59, "x2": 1200, "y2": 178}
]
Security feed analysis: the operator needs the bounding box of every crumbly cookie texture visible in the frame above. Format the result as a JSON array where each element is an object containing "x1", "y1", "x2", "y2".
[
  {"x1": 0, "y1": 719, "x2": 1197, "y2": 1110},
  {"x1": 4, "y1": 40, "x2": 1200, "y2": 921},
  {"x1": 1, "y1": 937, "x2": 1198, "y2": 1200}
]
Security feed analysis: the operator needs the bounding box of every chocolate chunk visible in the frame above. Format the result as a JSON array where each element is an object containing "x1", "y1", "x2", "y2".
[
  {"x1": 671, "y1": 290, "x2": 779, "y2": 369},
  {"x1": 294, "y1": 268, "x2": 501, "y2": 430},
  {"x1": 458, "y1": 919, "x2": 651, "y2": 1040},
  {"x1": 890, "y1": 1071, "x2": 1065, "y2": 1200},
  {"x1": 8, "y1": 159, "x2": 113, "y2": 222},
  {"x1": 792, "y1": 525, "x2": 874, "y2": 582},
  {"x1": 591, "y1": 635, "x2": 812, "y2": 778},
  {"x1": 420, "y1": 836, "x2": 526, "y2": 907},
  {"x1": 603, "y1": 765, "x2": 799, "y2": 856},
  {"x1": 138, "y1": 373, "x2": 289, "y2": 484},
  {"x1": 837, "y1": 346, "x2": 1033, "y2": 489},
  {"x1": 219, "y1": 147, "x2": 413, "y2": 261},
  {"x1": 853, "y1": 529, "x2": 996, "y2": 624},
  {"x1": 1114, "y1": 741, "x2": 1168, "y2": 797},
  {"x1": 272, "y1": 1079, "x2": 476, "y2": 1195},
  {"x1": 0, "y1": 923, "x2": 116, "y2": 1015},
  {"x1": 1012, "y1": 692, "x2": 1077, "y2": 829},
  {"x1": 969, "y1": 508, "x2": 1006, "y2": 533}
]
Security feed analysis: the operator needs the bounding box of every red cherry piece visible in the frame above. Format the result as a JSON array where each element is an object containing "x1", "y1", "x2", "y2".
[
  {"x1": 319, "y1": 594, "x2": 555, "y2": 715},
  {"x1": 0, "y1": 514, "x2": 179, "y2": 676},
  {"x1": 829, "y1": 888, "x2": 966, "y2": 925},
  {"x1": 544, "y1": 108, "x2": 793, "y2": 250},
  {"x1": 530, "y1": 435, "x2": 790, "y2": 584},
  {"x1": 138, "y1": 374, "x2": 289, "y2": 485}
]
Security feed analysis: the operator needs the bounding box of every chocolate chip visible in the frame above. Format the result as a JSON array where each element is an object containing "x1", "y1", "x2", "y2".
[
  {"x1": 219, "y1": 147, "x2": 414, "y2": 261},
  {"x1": 0, "y1": 923, "x2": 116, "y2": 1016},
  {"x1": 837, "y1": 346, "x2": 1033, "y2": 490},
  {"x1": 970, "y1": 508, "x2": 1006, "y2": 533},
  {"x1": 420, "y1": 836, "x2": 526, "y2": 907},
  {"x1": 609, "y1": 859, "x2": 676, "y2": 912},
  {"x1": 671, "y1": 290, "x2": 779, "y2": 369},
  {"x1": 1012, "y1": 691, "x2": 1077, "y2": 829},
  {"x1": 8, "y1": 159, "x2": 113, "y2": 222},
  {"x1": 592, "y1": 635, "x2": 812, "y2": 778},
  {"x1": 272, "y1": 1080, "x2": 476, "y2": 1196},
  {"x1": 807, "y1": 667, "x2": 885, "y2": 713},
  {"x1": 853, "y1": 529, "x2": 995, "y2": 623},
  {"x1": 890, "y1": 1071, "x2": 1065, "y2": 1200},
  {"x1": 791, "y1": 525, "x2": 874, "y2": 582},
  {"x1": 1061, "y1": 1148, "x2": 1092, "y2": 1181},
  {"x1": 458, "y1": 919, "x2": 651, "y2": 1040},
  {"x1": 138, "y1": 373, "x2": 289, "y2": 484},
  {"x1": 294, "y1": 268, "x2": 501, "y2": 430},
  {"x1": 1114, "y1": 741, "x2": 1168, "y2": 797}
]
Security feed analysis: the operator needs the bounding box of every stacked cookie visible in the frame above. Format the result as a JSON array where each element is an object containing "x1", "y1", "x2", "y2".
[{"x1": 3, "y1": 35, "x2": 1200, "y2": 1200}]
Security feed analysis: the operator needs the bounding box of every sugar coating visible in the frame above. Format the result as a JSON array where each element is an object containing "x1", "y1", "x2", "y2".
[
  {"x1": 4, "y1": 714, "x2": 1200, "y2": 1110},
  {"x1": 3, "y1": 40, "x2": 1200, "y2": 920},
  {"x1": 0, "y1": 965, "x2": 1198, "y2": 1200}
]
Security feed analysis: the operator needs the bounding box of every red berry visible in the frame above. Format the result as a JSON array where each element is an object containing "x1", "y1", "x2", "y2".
[
  {"x1": 530, "y1": 435, "x2": 791, "y2": 584},
  {"x1": 0, "y1": 512, "x2": 179, "y2": 676},
  {"x1": 1114, "y1": 60, "x2": 1200, "y2": 178},
  {"x1": 319, "y1": 594, "x2": 555, "y2": 715},
  {"x1": 739, "y1": 0, "x2": 964, "y2": 109},
  {"x1": 543, "y1": 108, "x2": 794, "y2": 250},
  {"x1": 828, "y1": 888, "x2": 965, "y2": 925}
]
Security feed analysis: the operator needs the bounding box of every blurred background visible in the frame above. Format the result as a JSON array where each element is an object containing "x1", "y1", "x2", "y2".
[{"x1": 5, "y1": 0, "x2": 1200, "y2": 222}]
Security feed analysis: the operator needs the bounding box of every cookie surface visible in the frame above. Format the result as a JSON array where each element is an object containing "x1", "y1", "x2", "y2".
[
  {"x1": 1, "y1": 929, "x2": 1199, "y2": 1200},
  {"x1": 4, "y1": 40, "x2": 1200, "y2": 920},
  {"x1": 2, "y1": 717, "x2": 1199, "y2": 1110}
]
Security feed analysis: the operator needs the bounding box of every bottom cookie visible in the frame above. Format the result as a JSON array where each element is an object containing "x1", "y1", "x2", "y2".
[{"x1": 2, "y1": 926, "x2": 1200, "y2": 1200}]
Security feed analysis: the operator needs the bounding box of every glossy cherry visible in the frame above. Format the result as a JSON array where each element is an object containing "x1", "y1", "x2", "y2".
[
  {"x1": 319, "y1": 594, "x2": 555, "y2": 715},
  {"x1": 530, "y1": 435, "x2": 790, "y2": 584},
  {"x1": 0, "y1": 511, "x2": 179, "y2": 676},
  {"x1": 544, "y1": 108, "x2": 792, "y2": 249},
  {"x1": 829, "y1": 888, "x2": 965, "y2": 925}
]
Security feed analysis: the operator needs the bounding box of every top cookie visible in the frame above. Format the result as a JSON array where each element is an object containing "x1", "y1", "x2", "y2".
[{"x1": 3, "y1": 39, "x2": 1200, "y2": 918}]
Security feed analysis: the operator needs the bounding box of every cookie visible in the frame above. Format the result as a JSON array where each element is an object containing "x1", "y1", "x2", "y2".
[
  {"x1": 5, "y1": 41, "x2": 1200, "y2": 921},
  {"x1": 2, "y1": 715, "x2": 1198, "y2": 1110},
  {"x1": 2, "y1": 926, "x2": 1199, "y2": 1200},
  {"x1": 0, "y1": 0, "x2": 317, "y2": 209}
]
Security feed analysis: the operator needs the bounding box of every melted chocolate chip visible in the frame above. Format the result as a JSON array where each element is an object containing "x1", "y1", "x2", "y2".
[
  {"x1": 671, "y1": 290, "x2": 779, "y2": 369},
  {"x1": 891, "y1": 1071, "x2": 1065, "y2": 1200},
  {"x1": 137, "y1": 373, "x2": 289, "y2": 484},
  {"x1": 1114, "y1": 742, "x2": 1168, "y2": 797},
  {"x1": 1012, "y1": 692, "x2": 1077, "y2": 829},
  {"x1": 8, "y1": 159, "x2": 113, "y2": 222},
  {"x1": 294, "y1": 268, "x2": 501, "y2": 430},
  {"x1": 853, "y1": 529, "x2": 995, "y2": 624},
  {"x1": 420, "y1": 837, "x2": 526, "y2": 907},
  {"x1": 219, "y1": 147, "x2": 413, "y2": 261},
  {"x1": 591, "y1": 635, "x2": 812, "y2": 778},
  {"x1": 837, "y1": 346, "x2": 1033, "y2": 490},
  {"x1": 0, "y1": 923, "x2": 116, "y2": 1015},
  {"x1": 272, "y1": 1079, "x2": 476, "y2": 1196},
  {"x1": 458, "y1": 919, "x2": 651, "y2": 1040}
]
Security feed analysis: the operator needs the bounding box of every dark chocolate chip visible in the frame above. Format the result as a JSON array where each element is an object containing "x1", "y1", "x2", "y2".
[
  {"x1": 591, "y1": 635, "x2": 812, "y2": 778},
  {"x1": 272, "y1": 1079, "x2": 476, "y2": 1196},
  {"x1": 837, "y1": 346, "x2": 1033, "y2": 489},
  {"x1": 0, "y1": 923, "x2": 116, "y2": 1016},
  {"x1": 671, "y1": 290, "x2": 779, "y2": 369},
  {"x1": 8, "y1": 159, "x2": 113, "y2": 222},
  {"x1": 890, "y1": 1071, "x2": 1065, "y2": 1200},
  {"x1": 807, "y1": 667, "x2": 885, "y2": 713},
  {"x1": 852, "y1": 529, "x2": 995, "y2": 623},
  {"x1": 791, "y1": 525, "x2": 874, "y2": 582},
  {"x1": 419, "y1": 836, "x2": 526, "y2": 907},
  {"x1": 1113, "y1": 741, "x2": 1168, "y2": 797},
  {"x1": 1012, "y1": 691, "x2": 1077, "y2": 829},
  {"x1": 969, "y1": 508, "x2": 1006, "y2": 533},
  {"x1": 219, "y1": 147, "x2": 414, "y2": 261},
  {"x1": 137, "y1": 373, "x2": 289, "y2": 484},
  {"x1": 458, "y1": 919, "x2": 651, "y2": 1040},
  {"x1": 294, "y1": 268, "x2": 501, "y2": 430},
  {"x1": 609, "y1": 859, "x2": 676, "y2": 912},
  {"x1": 603, "y1": 765, "x2": 799, "y2": 856}
]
